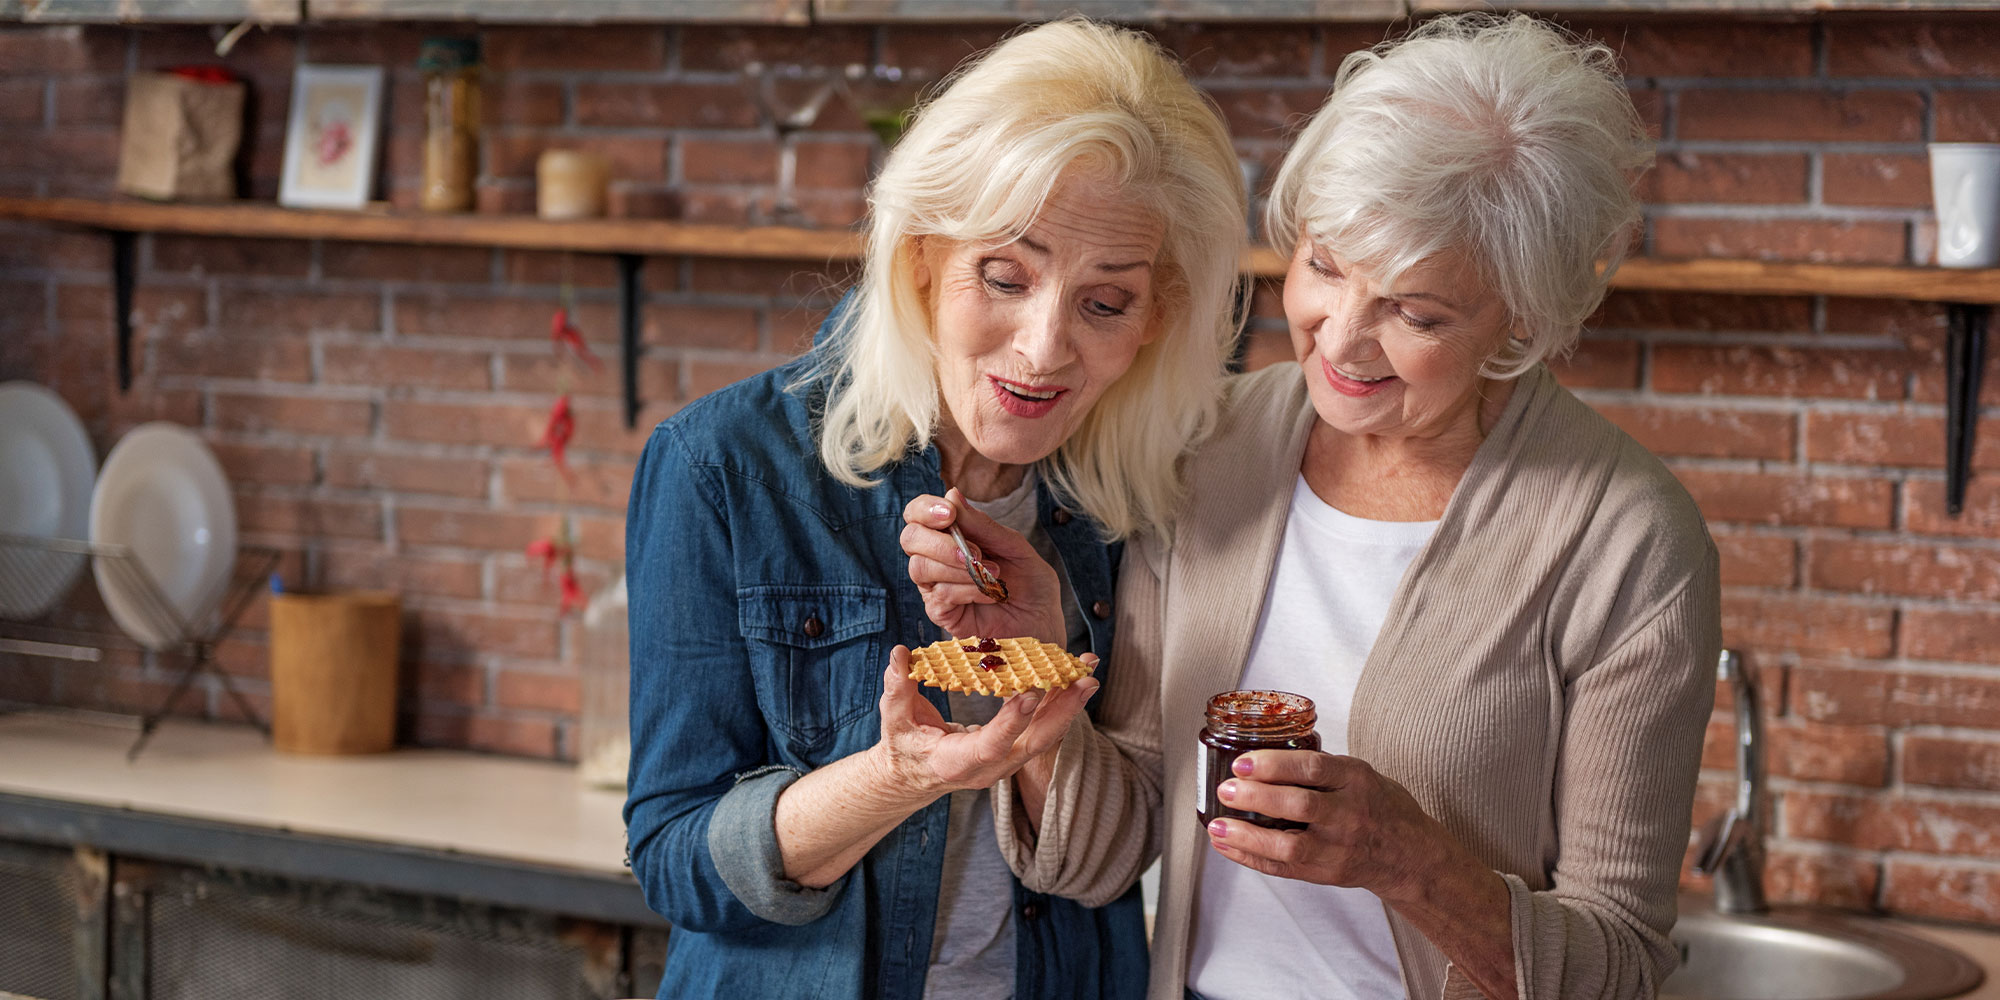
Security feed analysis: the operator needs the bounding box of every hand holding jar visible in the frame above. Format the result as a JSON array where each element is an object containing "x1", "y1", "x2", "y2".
[{"x1": 1204, "y1": 748, "x2": 1481, "y2": 907}]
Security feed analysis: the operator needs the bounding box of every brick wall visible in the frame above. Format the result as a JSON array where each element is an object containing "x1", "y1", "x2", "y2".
[{"x1": 1, "y1": 14, "x2": 1997, "y2": 924}]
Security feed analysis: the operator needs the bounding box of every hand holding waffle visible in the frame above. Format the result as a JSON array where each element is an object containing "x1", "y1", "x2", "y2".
[
  {"x1": 901, "y1": 489, "x2": 1067, "y2": 643},
  {"x1": 874, "y1": 644, "x2": 1098, "y2": 797}
]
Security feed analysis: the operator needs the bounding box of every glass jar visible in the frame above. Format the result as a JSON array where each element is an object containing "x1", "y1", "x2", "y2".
[
  {"x1": 1197, "y1": 690, "x2": 1319, "y2": 831},
  {"x1": 419, "y1": 37, "x2": 480, "y2": 213},
  {"x1": 577, "y1": 573, "x2": 630, "y2": 789}
]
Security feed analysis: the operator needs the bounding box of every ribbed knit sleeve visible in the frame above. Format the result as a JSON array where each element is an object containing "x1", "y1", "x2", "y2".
[{"x1": 991, "y1": 534, "x2": 1168, "y2": 908}]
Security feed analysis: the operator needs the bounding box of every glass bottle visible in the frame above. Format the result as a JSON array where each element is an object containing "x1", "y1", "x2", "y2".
[
  {"x1": 1197, "y1": 690, "x2": 1319, "y2": 831},
  {"x1": 419, "y1": 37, "x2": 480, "y2": 213}
]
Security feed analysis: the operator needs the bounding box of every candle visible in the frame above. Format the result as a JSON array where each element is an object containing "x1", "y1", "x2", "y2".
[{"x1": 537, "y1": 150, "x2": 610, "y2": 220}]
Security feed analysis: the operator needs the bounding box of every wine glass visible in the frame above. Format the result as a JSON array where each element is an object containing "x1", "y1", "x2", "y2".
[{"x1": 744, "y1": 61, "x2": 854, "y2": 226}]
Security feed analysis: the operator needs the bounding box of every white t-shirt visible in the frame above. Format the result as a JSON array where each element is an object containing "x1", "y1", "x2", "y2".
[{"x1": 1187, "y1": 476, "x2": 1437, "y2": 1000}]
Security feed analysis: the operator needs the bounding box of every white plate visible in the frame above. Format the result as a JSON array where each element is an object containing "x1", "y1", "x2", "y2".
[
  {"x1": 0, "y1": 382, "x2": 96, "y2": 621},
  {"x1": 89, "y1": 423, "x2": 236, "y2": 649}
]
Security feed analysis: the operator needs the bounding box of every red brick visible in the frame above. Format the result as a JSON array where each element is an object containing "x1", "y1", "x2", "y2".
[
  {"x1": 1677, "y1": 89, "x2": 1924, "y2": 144},
  {"x1": 1768, "y1": 722, "x2": 1889, "y2": 787},
  {"x1": 1793, "y1": 665, "x2": 2000, "y2": 727},
  {"x1": 496, "y1": 351, "x2": 621, "y2": 397},
  {"x1": 687, "y1": 358, "x2": 783, "y2": 400},
  {"x1": 394, "y1": 292, "x2": 610, "y2": 340},
  {"x1": 1902, "y1": 607, "x2": 2000, "y2": 665},
  {"x1": 494, "y1": 561, "x2": 613, "y2": 608},
  {"x1": 486, "y1": 133, "x2": 668, "y2": 184},
  {"x1": 218, "y1": 288, "x2": 379, "y2": 335},
  {"x1": 321, "y1": 343, "x2": 493, "y2": 392},
  {"x1": 1906, "y1": 480, "x2": 2000, "y2": 539},
  {"x1": 319, "y1": 549, "x2": 486, "y2": 604},
  {"x1": 136, "y1": 25, "x2": 293, "y2": 80},
  {"x1": 1628, "y1": 87, "x2": 1664, "y2": 141},
  {"x1": 422, "y1": 712, "x2": 562, "y2": 759},
  {"x1": 1827, "y1": 18, "x2": 2000, "y2": 78},
  {"x1": 1763, "y1": 849, "x2": 1880, "y2": 910},
  {"x1": 410, "y1": 604, "x2": 560, "y2": 659},
  {"x1": 1721, "y1": 594, "x2": 1895, "y2": 657},
  {"x1": 1591, "y1": 20, "x2": 1814, "y2": 78},
  {"x1": 0, "y1": 80, "x2": 45, "y2": 124},
  {"x1": 321, "y1": 242, "x2": 494, "y2": 284},
  {"x1": 151, "y1": 235, "x2": 311, "y2": 278},
  {"x1": 235, "y1": 493, "x2": 383, "y2": 542},
  {"x1": 1903, "y1": 735, "x2": 2000, "y2": 793},
  {"x1": 398, "y1": 505, "x2": 559, "y2": 552},
  {"x1": 1937, "y1": 90, "x2": 2000, "y2": 143},
  {"x1": 1650, "y1": 345, "x2": 1909, "y2": 401},
  {"x1": 1545, "y1": 339, "x2": 1637, "y2": 391},
  {"x1": 104, "y1": 388, "x2": 203, "y2": 433},
  {"x1": 483, "y1": 25, "x2": 664, "y2": 72},
  {"x1": 681, "y1": 137, "x2": 780, "y2": 186},
  {"x1": 495, "y1": 668, "x2": 581, "y2": 715},
  {"x1": 473, "y1": 179, "x2": 536, "y2": 215},
  {"x1": 1639, "y1": 152, "x2": 1808, "y2": 205},
  {"x1": 572, "y1": 81, "x2": 756, "y2": 129},
  {"x1": 1675, "y1": 467, "x2": 1894, "y2": 529},
  {"x1": 1884, "y1": 860, "x2": 2000, "y2": 922},
  {"x1": 0, "y1": 128, "x2": 116, "y2": 176},
  {"x1": 1595, "y1": 292, "x2": 1812, "y2": 333},
  {"x1": 1822, "y1": 154, "x2": 1933, "y2": 210},
  {"x1": 1808, "y1": 538, "x2": 2000, "y2": 602},
  {"x1": 686, "y1": 256, "x2": 849, "y2": 298},
  {"x1": 1827, "y1": 297, "x2": 1951, "y2": 341},
  {"x1": 1714, "y1": 532, "x2": 1797, "y2": 588},
  {"x1": 503, "y1": 250, "x2": 622, "y2": 289},
  {"x1": 323, "y1": 451, "x2": 489, "y2": 499},
  {"x1": 155, "y1": 335, "x2": 312, "y2": 383},
  {"x1": 679, "y1": 24, "x2": 873, "y2": 71},
  {"x1": 1786, "y1": 790, "x2": 2000, "y2": 857},
  {"x1": 643, "y1": 302, "x2": 761, "y2": 352},
  {"x1": 0, "y1": 25, "x2": 125, "y2": 74},
  {"x1": 208, "y1": 442, "x2": 316, "y2": 487},
  {"x1": 482, "y1": 78, "x2": 565, "y2": 129},
  {"x1": 1202, "y1": 85, "x2": 1326, "y2": 141},
  {"x1": 606, "y1": 184, "x2": 681, "y2": 221},
  {"x1": 213, "y1": 393, "x2": 374, "y2": 437},
  {"x1": 1652, "y1": 218, "x2": 1908, "y2": 266},
  {"x1": 406, "y1": 659, "x2": 486, "y2": 707},
  {"x1": 499, "y1": 457, "x2": 635, "y2": 511},
  {"x1": 1698, "y1": 716, "x2": 1735, "y2": 772},
  {"x1": 568, "y1": 402, "x2": 661, "y2": 457},
  {"x1": 1590, "y1": 403, "x2": 1794, "y2": 461},
  {"x1": 1807, "y1": 411, "x2": 2000, "y2": 470},
  {"x1": 877, "y1": 25, "x2": 1013, "y2": 79},
  {"x1": 57, "y1": 284, "x2": 208, "y2": 345},
  {"x1": 382, "y1": 399, "x2": 546, "y2": 448},
  {"x1": 769, "y1": 302, "x2": 835, "y2": 356},
  {"x1": 1155, "y1": 22, "x2": 1319, "y2": 78},
  {"x1": 793, "y1": 139, "x2": 871, "y2": 192},
  {"x1": 298, "y1": 24, "x2": 430, "y2": 65},
  {"x1": 572, "y1": 513, "x2": 625, "y2": 564}
]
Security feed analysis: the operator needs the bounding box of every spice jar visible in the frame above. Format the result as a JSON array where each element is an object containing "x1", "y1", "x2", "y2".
[
  {"x1": 419, "y1": 37, "x2": 480, "y2": 213},
  {"x1": 1197, "y1": 690, "x2": 1319, "y2": 831}
]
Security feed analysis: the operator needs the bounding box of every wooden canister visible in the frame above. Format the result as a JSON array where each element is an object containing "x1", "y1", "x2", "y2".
[
  {"x1": 269, "y1": 591, "x2": 402, "y2": 755},
  {"x1": 537, "y1": 149, "x2": 610, "y2": 220}
]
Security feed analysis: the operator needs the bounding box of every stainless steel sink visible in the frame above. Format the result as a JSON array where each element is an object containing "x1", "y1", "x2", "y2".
[{"x1": 1662, "y1": 899, "x2": 1986, "y2": 1000}]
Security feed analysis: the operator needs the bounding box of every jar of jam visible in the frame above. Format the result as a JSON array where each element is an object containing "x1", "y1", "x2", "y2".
[{"x1": 1197, "y1": 690, "x2": 1319, "y2": 831}]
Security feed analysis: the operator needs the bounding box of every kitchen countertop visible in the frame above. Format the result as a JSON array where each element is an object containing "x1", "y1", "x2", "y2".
[{"x1": 0, "y1": 709, "x2": 656, "y2": 924}]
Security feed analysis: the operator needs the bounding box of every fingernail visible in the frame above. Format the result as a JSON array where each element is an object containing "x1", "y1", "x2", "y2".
[
  {"x1": 930, "y1": 503, "x2": 953, "y2": 519},
  {"x1": 1217, "y1": 780, "x2": 1237, "y2": 801},
  {"x1": 1232, "y1": 756, "x2": 1254, "y2": 776},
  {"x1": 1020, "y1": 690, "x2": 1044, "y2": 709},
  {"x1": 1208, "y1": 819, "x2": 1228, "y2": 839}
]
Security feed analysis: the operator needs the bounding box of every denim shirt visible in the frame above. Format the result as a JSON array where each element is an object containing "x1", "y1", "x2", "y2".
[{"x1": 623, "y1": 307, "x2": 1148, "y2": 1000}]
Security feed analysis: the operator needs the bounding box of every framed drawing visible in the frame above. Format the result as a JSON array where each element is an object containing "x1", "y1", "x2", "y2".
[{"x1": 278, "y1": 64, "x2": 383, "y2": 210}]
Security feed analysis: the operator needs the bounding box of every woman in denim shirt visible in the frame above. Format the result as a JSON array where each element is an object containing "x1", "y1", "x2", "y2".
[{"x1": 623, "y1": 19, "x2": 1244, "y2": 1000}]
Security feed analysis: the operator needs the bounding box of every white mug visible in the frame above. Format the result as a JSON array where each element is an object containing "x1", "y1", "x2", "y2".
[{"x1": 1930, "y1": 143, "x2": 2000, "y2": 269}]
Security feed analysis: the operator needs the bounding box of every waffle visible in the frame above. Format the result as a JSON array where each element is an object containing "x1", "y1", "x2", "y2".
[{"x1": 907, "y1": 636, "x2": 1093, "y2": 698}]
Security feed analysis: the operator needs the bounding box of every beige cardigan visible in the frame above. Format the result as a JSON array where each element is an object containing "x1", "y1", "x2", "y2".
[{"x1": 994, "y1": 363, "x2": 1721, "y2": 1000}]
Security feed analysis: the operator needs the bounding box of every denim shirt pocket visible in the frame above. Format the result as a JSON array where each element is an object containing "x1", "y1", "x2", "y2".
[{"x1": 738, "y1": 584, "x2": 887, "y2": 753}]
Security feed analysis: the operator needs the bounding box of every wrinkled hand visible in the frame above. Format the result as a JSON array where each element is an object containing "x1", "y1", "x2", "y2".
[
  {"x1": 874, "y1": 646, "x2": 1097, "y2": 796},
  {"x1": 901, "y1": 489, "x2": 1066, "y2": 642},
  {"x1": 1205, "y1": 750, "x2": 1451, "y2": 904}
]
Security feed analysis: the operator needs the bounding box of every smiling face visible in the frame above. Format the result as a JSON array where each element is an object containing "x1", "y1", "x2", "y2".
[
  {"x1": 1285, "y1": 237, "x2": 1514, "y2": 446},
  {"x1": 918, "y1": 168, "x2": 1166, "y2": 480}
]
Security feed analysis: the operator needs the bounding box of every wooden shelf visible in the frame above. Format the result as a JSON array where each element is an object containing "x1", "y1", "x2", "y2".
[{"x1": 8, "y1": 197, "x2": 2000, "y2": 306}]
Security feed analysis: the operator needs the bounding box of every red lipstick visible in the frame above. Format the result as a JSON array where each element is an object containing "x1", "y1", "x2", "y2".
[
  {"x1": 1321, "y1": 357, "x2": 1396, "y2": 398},
  {"x1": 989, "y1": 375, "x2": 1067, "y2": 418}
]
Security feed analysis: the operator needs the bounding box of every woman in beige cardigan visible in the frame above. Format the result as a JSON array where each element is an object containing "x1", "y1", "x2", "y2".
[{"x1": 901, "y1": 13, "x2": 1721, "y2": 1000}]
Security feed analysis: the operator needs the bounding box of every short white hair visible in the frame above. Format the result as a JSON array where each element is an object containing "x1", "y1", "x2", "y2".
[
  {"x1": 806, "y1": 16, "x2": 1245, "y2": 540},
  {"x1": 1265, "y1": 12, "x2": 1652, "y2": 377}
]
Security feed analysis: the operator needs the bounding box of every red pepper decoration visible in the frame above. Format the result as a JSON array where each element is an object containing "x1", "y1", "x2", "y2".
[
  {"x1": 540, "y1": 394, "x2": 575, "y2": 480},
  {"x1": 526, "y1": 537, "x2": 560, "y2": 580},
  {"x1": 559, "y1": 567, "x2": 585, "y2": 616},
  {"x1": 550, "y1": 308, "x2": 603, "y2": 371}
]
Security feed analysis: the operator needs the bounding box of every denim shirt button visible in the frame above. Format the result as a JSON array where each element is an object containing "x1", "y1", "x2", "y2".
[
  {"x1": 1052, "y1": 508, "x2": 1073, "y2": 526},
  {"x1": 1019, "y1": 901, "x2": 1041, "y2": 921},
  {"x1": 802, "y1": 615, "x2": 825, "y2": 638},
  {"x1": 1090, "y1": 600, "x2": 1111, "y2": 620}
]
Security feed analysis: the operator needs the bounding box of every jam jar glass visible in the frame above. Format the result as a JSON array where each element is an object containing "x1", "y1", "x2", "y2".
[{"x1": 1197, "y1": 690, "x2": 1319, "y2": 831}]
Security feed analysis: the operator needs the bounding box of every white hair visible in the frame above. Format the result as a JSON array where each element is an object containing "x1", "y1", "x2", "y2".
[
  {"x1": 804, "y1": 16, "x2": 1245, "y2": 540},
  {"x1": 1265, "y1": 12, "x2": 1652, "y2": 377}
]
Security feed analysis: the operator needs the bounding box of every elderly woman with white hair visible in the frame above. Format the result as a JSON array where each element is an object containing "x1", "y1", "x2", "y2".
[
  {"x1": 622, "y1": 17, "x2": 1244, "y2": 1000},
  {"x1": 905, "y1": 13, "x2": 1720, "y2": 1000}
]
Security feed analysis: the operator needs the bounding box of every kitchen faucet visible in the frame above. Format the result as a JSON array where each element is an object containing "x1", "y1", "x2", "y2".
[{"x1": 1692, "y1": 649, "x2": 1768, "y2": 914}]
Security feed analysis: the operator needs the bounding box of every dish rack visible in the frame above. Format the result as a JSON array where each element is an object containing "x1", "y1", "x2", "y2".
[{"x1": 0, "y1": 532, "x2": 279, "y2": 760}]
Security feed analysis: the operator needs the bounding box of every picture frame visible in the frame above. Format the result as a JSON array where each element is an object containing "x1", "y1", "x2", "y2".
[{"x1": 278, "y1": 64, "x2": 384, "y2": 210}]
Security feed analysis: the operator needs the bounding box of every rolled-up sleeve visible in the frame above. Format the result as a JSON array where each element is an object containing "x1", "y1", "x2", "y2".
[{"x1": 624, "y1": 424, "x2": 847, "y2": 932}]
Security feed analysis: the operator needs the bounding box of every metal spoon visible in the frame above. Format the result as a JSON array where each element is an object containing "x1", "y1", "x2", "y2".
[{"x1": 946, "y1": 507, "x2": 1009, "y2": 603}]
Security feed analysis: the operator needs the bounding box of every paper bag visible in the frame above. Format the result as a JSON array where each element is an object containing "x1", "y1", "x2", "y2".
[{"x1": 117, "y1": 70, "x2": 245, "y2": 201}]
